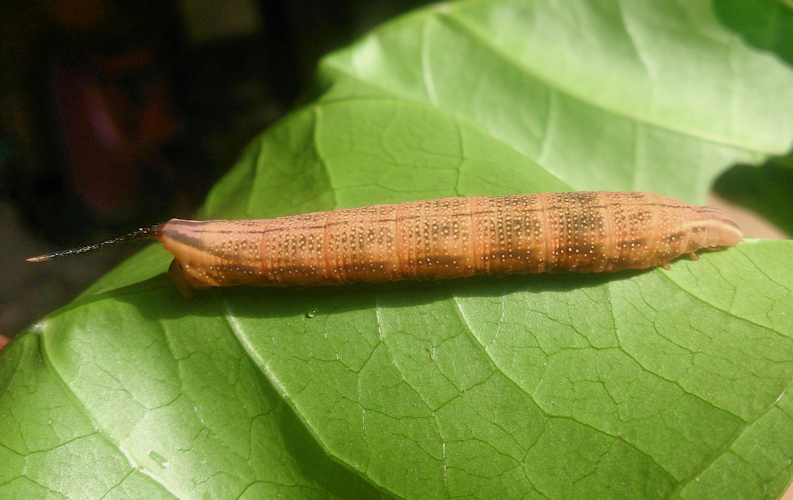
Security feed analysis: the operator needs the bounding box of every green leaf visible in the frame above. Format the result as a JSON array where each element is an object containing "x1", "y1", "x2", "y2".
[
  {"x1": 3, "y1": 1, "x2": 793, "y2": 499},
  {"x1": 318, "y1": 0, "x2": 793, "y2": 204}
]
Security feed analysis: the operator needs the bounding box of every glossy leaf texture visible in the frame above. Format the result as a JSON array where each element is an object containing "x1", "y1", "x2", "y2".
[{"x1": 3, "y1": 0, "x2": 793, "y2": 499}]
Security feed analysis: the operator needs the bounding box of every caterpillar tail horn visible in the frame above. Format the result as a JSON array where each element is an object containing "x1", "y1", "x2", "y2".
[{"x1": 26, "y1": 224, "x2": 166, "y2": 262}]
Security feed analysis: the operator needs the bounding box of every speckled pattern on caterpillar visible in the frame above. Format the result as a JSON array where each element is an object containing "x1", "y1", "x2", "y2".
[{"x1": 155, "y1": 192, "x2": 742, "y2": 296}]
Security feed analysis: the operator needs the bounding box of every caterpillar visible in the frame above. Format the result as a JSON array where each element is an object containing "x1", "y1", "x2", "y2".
[{"x1": 28, "y1": 191, "x2": 742, "y2": 297}]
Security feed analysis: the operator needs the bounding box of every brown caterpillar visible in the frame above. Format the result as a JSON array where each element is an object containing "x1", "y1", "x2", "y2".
[{"x1": 28, "y1": 192, "x2": 742, "y2": 297}]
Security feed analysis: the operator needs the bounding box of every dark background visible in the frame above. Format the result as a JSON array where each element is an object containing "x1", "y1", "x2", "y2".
[{"x1": 0, "y1": 0, "x2": 789, "y2": 344}]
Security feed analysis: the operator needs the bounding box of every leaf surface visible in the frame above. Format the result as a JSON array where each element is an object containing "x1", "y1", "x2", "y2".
[{"x1": 3, "y1": 1, "x2": 793, "y2": 499}]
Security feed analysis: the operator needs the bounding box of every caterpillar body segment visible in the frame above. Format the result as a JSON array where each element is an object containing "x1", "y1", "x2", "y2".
[
  {"x1": 157, "y1": 192, "x2": 741, "y2": 294},
  {"x1": 27, "y1": 192, "x2": 742, "y2": 297}
]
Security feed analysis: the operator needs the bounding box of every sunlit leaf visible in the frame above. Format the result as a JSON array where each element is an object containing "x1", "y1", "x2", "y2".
[{"x1": 3, "y1": 1, "x2": 793, "y2": 498}]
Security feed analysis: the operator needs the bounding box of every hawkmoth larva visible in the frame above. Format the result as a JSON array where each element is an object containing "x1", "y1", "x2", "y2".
[{"x1": 28, "y1": 191, "x2": 742, "y2": 297}]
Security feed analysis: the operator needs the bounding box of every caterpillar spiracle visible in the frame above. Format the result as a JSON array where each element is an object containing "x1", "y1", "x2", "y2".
[{"x1": 28, "y1": 191, "x2": 742, "y2": 297}]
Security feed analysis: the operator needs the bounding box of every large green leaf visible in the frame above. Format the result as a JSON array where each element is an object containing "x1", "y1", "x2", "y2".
[{"x1": 3, "y1": 0, "x2": 793, "y2": 498}]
